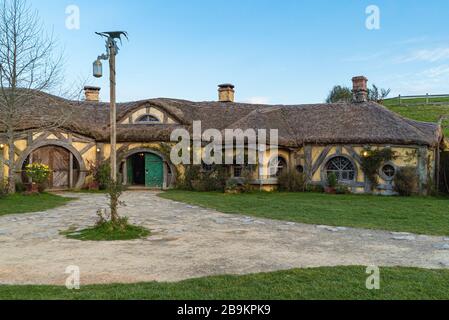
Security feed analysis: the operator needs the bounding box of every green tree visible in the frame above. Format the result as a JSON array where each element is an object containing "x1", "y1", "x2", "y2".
[{"x1": 325, "y1": 86, "x2": 352, "y2": 103}]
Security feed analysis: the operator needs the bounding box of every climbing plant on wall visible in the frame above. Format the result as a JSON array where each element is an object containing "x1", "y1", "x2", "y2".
[{"x1": 360, "y1": 148, "x2": 396, "y2": 190}]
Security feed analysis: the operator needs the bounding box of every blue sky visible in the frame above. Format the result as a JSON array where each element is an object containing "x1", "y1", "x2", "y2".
[{"x1": 31, "y1": 0, "x2": 449, "y2": 104}]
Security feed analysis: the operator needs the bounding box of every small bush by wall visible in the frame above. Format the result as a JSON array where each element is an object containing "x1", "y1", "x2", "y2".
[
  {"x1": 278, "y1": 169, "x2": 306, "y2": 192},
  {"x1": 394, "y1": 167, "x2": 419, "y2": 196},
  {"x1": 0, "y1": 178, "x2": 7, "y2": 198},
  {"x1": 178, "y1": 165, "x2": 229, "y2": 192}
]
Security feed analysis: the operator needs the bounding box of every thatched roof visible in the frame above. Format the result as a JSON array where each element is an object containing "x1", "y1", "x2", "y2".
[{"x1": 0, "y1": 90, "x2": 442, "y2": 147}]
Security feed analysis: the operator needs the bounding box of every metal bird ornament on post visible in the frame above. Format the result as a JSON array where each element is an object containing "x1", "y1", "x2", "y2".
[
  {"x1": 93, "y1": 31, "x2": 129, "y2": 77},
  {"x1": 95, "y1": 31, "x2": 129, "y2": 53}
]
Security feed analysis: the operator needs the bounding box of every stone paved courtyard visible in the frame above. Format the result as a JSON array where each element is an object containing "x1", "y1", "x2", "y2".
[{"x1": 1, "y1": 191, "x2": 449, "y2": 285}]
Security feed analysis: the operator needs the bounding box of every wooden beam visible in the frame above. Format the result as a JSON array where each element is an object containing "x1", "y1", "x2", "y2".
[
  {"x1": 53, "y1": 132, "x2": 67, "y2": 142},
  {"x1": 304, "y1": 146, "x2": 313, "y2": 182},
  {"x1": 0, "y1": 147, "x2": 4, "y2": 181},
  {"x1": 417, "y1": 147, "x2": 428, "y2": 195},
  {"x1": 69, "y1": 153, "x2": 74, "y2": 189},
  {"x1": 343, "y1": 146, "x2": 362, "y2": 165},
  {"x1": 79, "y1": 142, "x2": 96, "y2": 156},
  {"x1": 33, "y1": 132, "x2": 52, "y2": 145},
  {"x1": 311, "y1": 146, "x2": 332, "y2": 176}
]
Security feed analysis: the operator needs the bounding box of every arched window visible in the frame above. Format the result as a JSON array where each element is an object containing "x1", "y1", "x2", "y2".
[
  {"x1": 269, "y1": 157, "x2": 287, "y2": 178},
  {"x1": 136, "y1": 115, "x2": 160, "y2": 123},
  {"x1": 325, "y1": 156, "x2": 356, "y2": 182}
]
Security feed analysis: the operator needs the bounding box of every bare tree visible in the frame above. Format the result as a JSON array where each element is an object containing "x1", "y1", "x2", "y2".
[{"x1": 0, "y1": 0, "x2": 79, "y2": 193}]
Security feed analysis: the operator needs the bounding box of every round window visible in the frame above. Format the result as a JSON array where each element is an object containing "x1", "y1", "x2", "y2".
[{"x1": 382, "y1": 164, "x2": 396, "y2": 179}]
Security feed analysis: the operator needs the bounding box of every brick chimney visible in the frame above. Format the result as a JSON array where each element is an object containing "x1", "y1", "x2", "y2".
[
  {"x1": 84, "y1": 86, "x2": 101, "y2": 102},
  {"x1": 218, "y1": 84, "x2": 235, "y2": 103},
  {"x1": 352, "y1": 76, "x2": 368, "y2": 103}
]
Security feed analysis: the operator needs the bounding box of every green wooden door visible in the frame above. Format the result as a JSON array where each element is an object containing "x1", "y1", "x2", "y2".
[
  {"x1": 126, "y1": 157, "x2": 134, "y2": 185},
  {"x1": 145, "y1": 153, "x2": 163, "y2": 188}
]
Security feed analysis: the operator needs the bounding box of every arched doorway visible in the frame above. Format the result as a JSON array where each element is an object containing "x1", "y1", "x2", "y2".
[
  {"x1": 122, "y1": 152, "x2": 167, "y2": 189},
  {"x1": 21, "y1": 145, "x2": 80, "y2": 189}
]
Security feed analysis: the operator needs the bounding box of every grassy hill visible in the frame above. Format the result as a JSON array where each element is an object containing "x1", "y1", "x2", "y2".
[{"x1": 383, "y1": 97, "x2": 449, "y2": 136}]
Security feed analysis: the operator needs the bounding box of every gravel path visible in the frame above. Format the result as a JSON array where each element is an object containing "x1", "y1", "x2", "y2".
[{"x1": 0, "y1": 191, "x2": 449, "y2": 285}]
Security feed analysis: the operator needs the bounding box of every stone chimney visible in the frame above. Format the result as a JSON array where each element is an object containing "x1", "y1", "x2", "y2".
[
  {"x1": 352, "y1": 76, "x2": 368, "y2": 103},
  {"x1": 218, "y1": 84, "x2": 235, "y2": 103},
  {"x1": 84, "y1": 86, "x2": 101, "y2": 102}
]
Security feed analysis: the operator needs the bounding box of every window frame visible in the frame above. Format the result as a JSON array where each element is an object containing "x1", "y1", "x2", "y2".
[
  {"x1": 268, "y1": 156, "x2": 288, "y2": 178},
  {"x1": 135, "y1": 114, "x2": 161, "y2": 124},
  {"x1": 379, "y1": 162, "x2": 397, "y2": 182},
  {"x1": 324, "y1": 155, "x2": 357, "y2": 184}
]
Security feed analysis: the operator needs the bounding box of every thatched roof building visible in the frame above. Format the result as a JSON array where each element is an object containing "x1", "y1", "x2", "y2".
[{"x1": 1, "y1": 92, "x2": 441, "y2": 148}]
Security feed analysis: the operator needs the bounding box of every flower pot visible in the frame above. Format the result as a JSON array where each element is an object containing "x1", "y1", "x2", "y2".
[
  {"x1": 325, "y1": 187, "x2": 336, "y2": 194},
  {"x1": 87, "y1": 181, "x2": 100, "y2": 191},
  {"x1": 26, "y1": 183, "x2": 39, "y2": 194}
]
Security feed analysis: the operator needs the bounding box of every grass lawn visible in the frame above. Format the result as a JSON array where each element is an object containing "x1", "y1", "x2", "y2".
[
  {"x1": 160, "y1": 191, "x2": 449, "y2": 236},
  {"x1": 0, "y1": 193, "x2": 72, "y2": 216},
  {"x1": 1, "y1": 266, "x2": 449, "y2": 300},
  {"x1": 383, "y1": 97, "x2": 449, "y2": 136},
  {"x1": 62, "y1": 220, "x2": 150, "y2": 241}
]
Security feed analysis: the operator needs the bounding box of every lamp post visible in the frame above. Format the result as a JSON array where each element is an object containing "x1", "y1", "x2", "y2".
[{"x1": 93, "y1": 31, "x2": 128, "y2": 183}]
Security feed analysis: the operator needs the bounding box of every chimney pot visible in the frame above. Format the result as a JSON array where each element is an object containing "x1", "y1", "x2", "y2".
[
  {"x1": 84, "y1": 86, "x2": 101, "y2": 102},
  {"x1": 352, "y1": 76, "x2": 368, "y2": 103},
  {"x1": 218, "y1": 84, "x2": 235, "y2": 103}
]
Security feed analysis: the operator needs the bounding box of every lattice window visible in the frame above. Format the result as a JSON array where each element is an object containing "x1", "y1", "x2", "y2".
[
  {"x1": 269, "y1": 157, "x2": 287, "y2": 178},
  {"x1": 326, "y1": 156, "x2": 356, "y2": 182},
  {"x1": 136, "y1": 115, "x2": 160, "y2": 123}
]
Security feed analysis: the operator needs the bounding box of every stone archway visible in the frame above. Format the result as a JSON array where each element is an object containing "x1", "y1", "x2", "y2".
[
  {"x1": 118, "y1": 148, "x2": 176, "y2": 189},
  {"x1": 16, "y1": 140, "x2": 87, "y2": 190}
]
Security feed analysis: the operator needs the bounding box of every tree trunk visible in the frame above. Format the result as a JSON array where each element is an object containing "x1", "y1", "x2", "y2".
[{"x1": 7, "y1": 135, "x2": 16, "y2": 194}]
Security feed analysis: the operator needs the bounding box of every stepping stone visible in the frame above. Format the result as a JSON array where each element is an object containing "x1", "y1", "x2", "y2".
[
  {"x1": 433, "y1": 243, "x2": 449, "y2": 250},
  {"x1": 212, "y1": 218, "x2": 227, "y2": 225},
  {"x1": 317, "y1": 225, "x2": 347, "y2": 232},
  {"x1": 391, "y1": 232, "x2": 413, "y2": 236},
  {"x1": 361, "y1": 233, "x2": 374, "y2": 238},
  {"x1": 241, "y1": 218, "x2": 254, "y2": 224},
  {"x1": 392, "y1": 235, "x2": 416, "y2": 241}
]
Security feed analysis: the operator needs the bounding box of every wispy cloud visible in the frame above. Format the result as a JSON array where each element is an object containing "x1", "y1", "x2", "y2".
[
  {"x1": 395, "y1": 47, "x2": 449, "y2": 63},
  {"x1": 384, "y1": 65, "x2": 449, "y2": 95},
  {"x1": 395, "y1": 36, "x2": 429, "y2": 46},
  {"x1": 244, "y1": 97, "x2": 270, "y2": 104},
  {"x1": 419, "y1": 65, "x2": 449, "y2": 78}
]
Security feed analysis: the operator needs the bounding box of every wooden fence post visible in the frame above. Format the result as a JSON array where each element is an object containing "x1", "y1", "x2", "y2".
[{"x1": 398, "y1": 95, "x2": 401, "y2": 105}]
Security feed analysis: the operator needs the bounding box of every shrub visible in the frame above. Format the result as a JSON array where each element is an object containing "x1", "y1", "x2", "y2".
[
  {"x1": 15, "y1": 181, "x2": 26, "y2": 193},
  {"x1": 0, "y1": 178, "x2": 7, "y2": 198},
  {"x1": 87, "y1": 160, "x2": 111, "y2": 190},
  {"x1": 394, "y1": 167, "x2": 418, "y2": 196},
  {"x1": 179, "y1": 165, "x2": 229, "y2": 192},
  {"x1": 306, "y1": 184, "x2": 325, "y2": 193},
  {"x1": 225, "y1": 169, "x2": 253, "y2": 194},
  {"x1": 278, "y1": 169, "x2": 306, "y2": 192},
  {"x1": 327, "y1": 172, "x2": 338, "y2": 188},
  {"x1": 25, "y1": 163, "x2": 51, "y2": 192},
  {"x1": 335, "y1": 184, "x2": 351, "y2": 195}
]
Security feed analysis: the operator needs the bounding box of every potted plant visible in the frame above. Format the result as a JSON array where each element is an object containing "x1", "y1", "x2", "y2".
[
  {"x1": 325, "y1": 172, "x2": 338, "y2": 194},
  {"x1": 25, "y1": 163, "x2": 51, "y2": 194}
]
